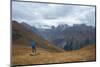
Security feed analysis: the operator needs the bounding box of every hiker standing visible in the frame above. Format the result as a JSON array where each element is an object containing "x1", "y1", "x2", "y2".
[{"x1": 32, "y1": 40, "x2": 36, "y2": 55}]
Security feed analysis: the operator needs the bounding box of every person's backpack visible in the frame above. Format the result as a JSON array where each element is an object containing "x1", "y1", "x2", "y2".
[{"x1": 32, "y1": 40, "x2": 36, "y2": 48}]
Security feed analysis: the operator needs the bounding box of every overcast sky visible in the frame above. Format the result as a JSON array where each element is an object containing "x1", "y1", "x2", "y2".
[{"x1": 12, "y1": 1, "x2": 95, "y2": 28}]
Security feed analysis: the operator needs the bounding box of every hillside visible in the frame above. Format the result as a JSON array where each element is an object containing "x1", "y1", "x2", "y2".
[
  {"x1": 12, "y1": 44, "x2": 96, "y2": 66},
  {"x1": 12, "y1": 20, "x2": 96, "y2": 66},
  {"x1": 12, "y1": 20, "x2": 63, "y2": 52}
]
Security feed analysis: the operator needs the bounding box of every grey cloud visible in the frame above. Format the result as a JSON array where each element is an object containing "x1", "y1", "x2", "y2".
[
  {"x1": 12, "y1": 1, "x2": 47, "y2": 22},
  {"x1": 12, "y1": 1, "x2": 96, "y2": 27},
  {"x1": 39, "y1": 5, "x2": 74, "y2": 19},
  {"x1": 79, "y1": 8, "x2": 95, "y2": 26}
]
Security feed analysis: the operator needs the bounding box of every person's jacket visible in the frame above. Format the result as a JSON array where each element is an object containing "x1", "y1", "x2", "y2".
[{"x1": 32, "y1": 41, "x2": 36, "y2": 48}]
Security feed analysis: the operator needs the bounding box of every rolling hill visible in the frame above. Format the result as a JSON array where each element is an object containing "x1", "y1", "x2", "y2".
[{"x1": 12, "y1": 20, "x2": 64, "y2": 52}]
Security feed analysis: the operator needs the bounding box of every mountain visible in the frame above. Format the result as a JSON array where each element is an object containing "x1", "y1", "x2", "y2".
[
  {"x1": 63, "y1": 24, "x2": 95, "y2": 50},
  {"x1": 21, "y1": 22, "x2": 33, "y2": 30},
  {"x1": 21, "y1": 22, "x2": 39, "y2": 34},
  {"x1": 12, "y1": 20, "x2": 64, "y2": 52},
  {"x1": 33, "y1": 24, "x2": 96, "y2": 50},
  {"x1": 15, "y1": 21, "x2": 95, "y2": 51}
]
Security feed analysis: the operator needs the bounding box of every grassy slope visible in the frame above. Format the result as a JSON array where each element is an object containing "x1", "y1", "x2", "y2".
[
  {"x1": 12, "y1": 21, "x2": 96, "y2": 66},
  {"x1": 12, "y1": 21, "x2": 64, "y2": 52},
  {"x1": 12, "y1": 44, "x2": 96, "y2": 66}
]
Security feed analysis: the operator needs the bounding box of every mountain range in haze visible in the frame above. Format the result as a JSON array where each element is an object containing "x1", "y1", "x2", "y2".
[{"x1": 12, "y1": 20, "x2": 96, "y2": 51}]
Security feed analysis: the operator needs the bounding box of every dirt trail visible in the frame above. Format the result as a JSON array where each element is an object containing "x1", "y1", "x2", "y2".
[{"x1": 12, "y1": 45, "x2": 96, "y2": 65}]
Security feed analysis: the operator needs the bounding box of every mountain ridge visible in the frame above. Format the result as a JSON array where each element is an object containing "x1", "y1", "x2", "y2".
[
  {"x1": 12, "y1": 20, "x2": 64, "y2": 52},
  {"x1": 13, "y1": 20, "x2": 95, "y2": 51}
]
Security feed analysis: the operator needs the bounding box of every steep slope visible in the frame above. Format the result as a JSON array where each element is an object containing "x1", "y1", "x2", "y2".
[
  {"x1": 12, "y1": 20, "x2": 64, "y2": 52},
  {"x1": 20, "y1": 22, "x2": 39, "y2": 34}
]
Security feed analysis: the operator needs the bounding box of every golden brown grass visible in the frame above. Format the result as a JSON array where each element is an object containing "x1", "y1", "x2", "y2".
[{"x1": 12, "y1": 44, "x2": 96, "y2": 66}]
